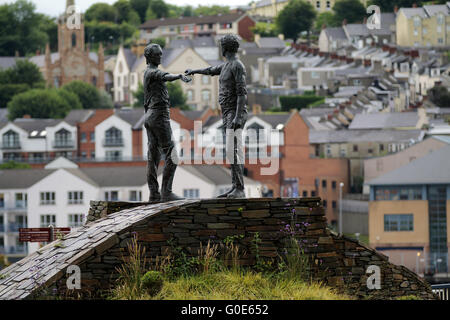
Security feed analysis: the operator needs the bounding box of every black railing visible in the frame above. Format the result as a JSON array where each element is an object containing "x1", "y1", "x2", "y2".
[
  {"x1": 432, "y1": 283, "x2": 450, "y2": 300},
  {"x1": 53, "y1": 139, "x2": 75, "y2": 148},
  {"x1": 0, "y1": 142, "x2": 21, "y2": 150},
  {"x1": 103, "y1": 138, "x2": 124, "y2": 147}
]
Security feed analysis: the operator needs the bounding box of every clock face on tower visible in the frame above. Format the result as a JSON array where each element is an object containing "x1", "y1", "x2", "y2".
[{"x1": 64, "y1": 54, "x2": 86, "y2": 78}]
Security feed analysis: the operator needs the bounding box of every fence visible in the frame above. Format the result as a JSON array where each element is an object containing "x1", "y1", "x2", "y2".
[{"x1": 432, "y1": 283, "x2": 450, "y2": 300}]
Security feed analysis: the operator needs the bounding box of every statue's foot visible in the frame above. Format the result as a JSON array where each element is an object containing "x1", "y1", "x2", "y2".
[
  {"x1": 227, "y1": 188, "x2": 246, "y2": 199},
  {"x1": 149, "y1": 193, "x2": 161, "y2": 203},
  {"x1": 161, "y1": 192, "x2": 185, "y2": 203},
  {"x1": 217, "y1": 187, "x2": 235, "y2": 198}
]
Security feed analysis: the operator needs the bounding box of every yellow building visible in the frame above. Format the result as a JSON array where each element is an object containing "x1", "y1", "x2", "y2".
[
  {"x1": 249, "y1": 0, "x2": 368, "y2": 17},
  {"x1": 396, "y1": 4, "x2": 450, "y2": 47},
  {"x1": 366, "y1": 145, "x2": 450, "y2": 274}
]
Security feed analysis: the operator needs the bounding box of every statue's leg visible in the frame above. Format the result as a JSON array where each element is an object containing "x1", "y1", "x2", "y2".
[
  {"x1": 157, "y1": 109, "x2": 184, "y2": 202},
  {"x1": 228, "y1": 111, "x2": 247, "y2": 199},
  {"x1": 145, "y1": 112, "x2": 161, "y2": 202},
  {"x1": 219, "y1": 110, "x2": 236, "y2": 198}
]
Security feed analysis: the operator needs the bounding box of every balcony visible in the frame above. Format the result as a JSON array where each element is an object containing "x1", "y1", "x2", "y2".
[
  {"x1": 0, "y1": 224, "x2": 4, "y2": 232},
  {"x1": 7, "y1": 223, "x2": 27, "y2": 233},
  {"x1": 53, "y1": 139, "x2": 75, "y2": 149},
  {"x1": 0, "y1": 142, "x2": 21, "y2": 150},
  {"x1": 103, "y1": 138, "x2": 124, "y2": 147}
]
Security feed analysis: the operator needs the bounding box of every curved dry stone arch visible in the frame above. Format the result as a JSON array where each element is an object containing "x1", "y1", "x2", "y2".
[{"x1": 0, "y1": 198, "x2": 437, "y2": 300}]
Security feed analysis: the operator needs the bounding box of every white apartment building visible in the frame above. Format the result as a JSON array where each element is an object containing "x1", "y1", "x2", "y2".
[{"x1": 0, "y1": 118, "x2": 77, "y2": 163}]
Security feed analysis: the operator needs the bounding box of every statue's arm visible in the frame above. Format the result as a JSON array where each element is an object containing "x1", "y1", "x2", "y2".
[
  {"x1": 185, "y1": 64, "x2": 223, "y2": 76},
  {"x1": 232, "y1": 62, "x2": 248, "y2": 129},
  {"x1": 162, "y1": 73, "x2": 191, "y2": 83}
]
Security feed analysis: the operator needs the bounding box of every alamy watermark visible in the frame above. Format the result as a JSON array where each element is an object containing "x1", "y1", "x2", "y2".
[
  {"x1": 66, "y1": 5, "x2": 81, "y2": 30},
  {"x1": 66, "y1": 265, "x2": 81, "y2": 290},
  {"x1": 366, "y1": 5, "x2": 381, "y2": 30},
  {"x1": 366, "y1": 265, "x2": 381, "y2": 290}
]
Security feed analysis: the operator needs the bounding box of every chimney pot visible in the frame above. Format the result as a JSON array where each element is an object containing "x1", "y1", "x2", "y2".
[{"x1": 23, "y1": 114, "x2": 31, "y2": 119}]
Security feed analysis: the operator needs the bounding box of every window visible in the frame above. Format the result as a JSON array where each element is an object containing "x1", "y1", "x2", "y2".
[
  {"x1": 72, "y1": 33, "x2": 76, "y2": 47},
  {"x1": 15, "y1": 193, "x2": 27, "y2": 208},
  {"x1": 0, "y1": 193, "x2": 3, "y2": 208},
  {"x1": 302, "y1": 191, "x2": 308, "y2": 197},
  {"x1": 311, "y1": 71, "x2": 320, "y2": 79},
  {"x1": 81, "y1": 133, "x2": 87, "y2": 143},
  {"x1": 332, "y1": 201, "x2": 337, "y2": 209},
  {"x1": 202, "y1": 75, "x2": 210, "y2": 85},
  {"x1": 187, "y1": 90, "x2": 194, "y2": 101},
  {"x1": 40, "y1": 192, "x2": 55, "y2": 205},
  {"x1": 413, "y1": 16, "x2": 421, "y2": 27},
  {"x1": 322, "y1": 180, "x2": 327, "y2": 188},
  {"x1": 332, "y1": 181, "x2": 336, "y2": 189},
  {"x1": 68, "y1": 191, "x2": 83, "y2": 205},
  {"x1": 384, "y1": 214, "x2": 413, "y2": 232},
  {"x1": 68, "y1": 214, "x2": 85, "y2": 228},
  {"x1": 183, "y1": 189, "x2": 199, "y2": 199},
  {"x1": 326, "y1": 144, "x2": 331, "y2": 156},
  {"x1": 311, "y1": 191, "x2": 316, "y2": 197},
  {"x1": 379, "y1": 144, "x2": 384, "y2": 152},
  {"x1": 40, "y1": 214, "x2": 56, "y2": 228},
  {"x1": 438, "y1": 38, "x2": 443, "y2": 44},
  {"x1": 105, "y1": 127, "x2": 123, "y2": 146},
  {"x1": 340, "y1": 148, "x2": 346, "y2": 157},
  {"x1": 105, "y1": 191, "x2": 119, "y2": 201},
  {"x1": 375, "y1": 187, "x2": 422, "y2": 201},
  {"x1": 437, "y1": 13, "x2": 444, "y2": 25},
  {"x1": 106, "y1": 150, "x2": 122, "y2": 161},
  {"x1": 316, "y1": 1, "x2": 320, "y2": 8},
  {"x1": 423, "y1": 27, "x2": 427, "y2": 35},
  {"x1": 2, "y1": 130, "x2": 20, "y2": 149},
  {"x1": 81, "y1": 152, "x2": 87, "y2": 159},
  {"x1": 54, "y1": 129, "x2": 72, "y2": 148},
  {"x1": 353, "y1": 145, "x2": 358, "y2": 152},
  {"x1": 368, "y1": 148, "x2": 373, "y2": 154},
  {"x1": 91, "y1": 151, "x2": 95, "y2": 159},
  {"x1": 326, "y1": 1, "x2": 330, "y2": 8},
  {"x1": 201, "y1": 89, "x2": 211, "y2": 102},
  {"x1": 129, "y1": 190, "x2": 142, "y2": 202},
  {"x1": 323, "y1": 200, "x2": 327, "y2": 208},
  {"x1": 90, "y1": 132, "x2": 95, "y2": 142}
]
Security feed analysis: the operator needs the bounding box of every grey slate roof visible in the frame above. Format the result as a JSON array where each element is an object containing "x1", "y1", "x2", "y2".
[
  {"x1": 115, "y1": 108, "x2": 144, "y2": 126},
  {"x1": 64, "y1": 110, "x2": 94, "y2": 126},
  {"x1": 0, "y1": 57, "x2": 23, "y2": 70},
  {"x1": 123, "y1": 48, "x2": 137, "y2": 70},
  {"x1": 254, "y1": 0, "x2": 288, "y2": 7},
  {"x1": 367, "y1": 144, "x2": 450, "y2": 186},
  {"x1": 13, "y1": 118, "x2": 62, "y2": 134},
  {"x1": 0, "y1": 169, "x2": 54, "y2": 189},
  {"x1": 257, "y1": 37, "x2": 286, "y2": 49},
  {"x1": 423, "y1": 4, "x2": 449, "y2": 16},
  {"x1": 349, "y1": 112, "x2": 420, "y2": 130},
  {"x1": 324, "y1": 27, "x2": 347, "y2": 40},
  {"x1": 28, "y1": 52, "x2": 98, "y2": 68},
  {"x1": 251, "y1": 113, "x2": 291, "y2": 128},
  {"x1": 181, "y1": 165, "x2": 259, "y2": 185},
  {"x1": 399, "y1": 8, "x2": 428, "y2": 19},
  {"x1": 309, "y1": 129, "x2": 423, "y2": 144},
  {"x1": 162, "y1": 48, "x2": 186, "y2": 68},
  {"x1": 141, "y1": 13, "x2": 248, "y2": 29}
]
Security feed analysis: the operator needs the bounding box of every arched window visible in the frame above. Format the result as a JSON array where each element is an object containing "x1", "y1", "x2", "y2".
[
  {"x1": 201, "y1": 89, "x2": 210, "y2": 102},
  {"x1": 92, "y1": 76, "x2": 97, "y2": 87},
  {"x1": 2, "y1": 130, "x2": 20, "y2": 149},
  {"x1": 104, "y1": 127, "x2": 123, "y2": 146},
  {"x1": 54, "y1": 128, "x2": 72, "y2": 148},
  {"x1": 72, "y1": 33, "x2": 77, "y2": 48},
  {"x1": 187, "y1": 90, "x2": 194, "y2": 101}
]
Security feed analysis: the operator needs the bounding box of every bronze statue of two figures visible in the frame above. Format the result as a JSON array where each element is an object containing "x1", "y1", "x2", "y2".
[{"x1": 144, "y1": 34, "x2": 248, "y2": 203}]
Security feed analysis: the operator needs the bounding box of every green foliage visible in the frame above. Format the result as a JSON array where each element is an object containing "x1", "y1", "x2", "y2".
[
  {"x1": 314, "y1": 12, "x2": 338, "y2": 31},
  {"x1": 85, "y1": 3, "x2": 118, "y2": 22},
  {"x1": 0, "y1": 84, "x2": 29, "y2": 108},
  {"x1": 251, "y1": 22, "x2": 279, "y2": 37},
  {"x1": 130, "y1": 0, "x2": 151, "y2": 23},
  {"x1": 194, "y1": 5, "x2": 230, "y2": 16},
  {"x1": 141, "y1": 271, "x2": 164, "y2": 296},
  {"x1": 7, "y1": 88, "x2": 76, "y2": 120},
  {"x1": 85, "y1": 21, "x2": 137, "y2": 45},
  {"x1": 0, "y1": 0, "x2": 49, "y2": 56},
  {"x1": 396, "y1": 295, "x2": 422, "y2": 300},
  {"x1": 2, "y1": 60, "x2": 45, "y2": 88},
  {"x1": 150, "y1": 37, "x2": 166, "y2": 49},
  {"x1": 276, "y1": 0, "x2": 316, "y2": 43},
  {"x1": 56, "y1": 88, "x2": 83, "y2": 110},
  {"x1": 0, "y1": 161, "x2": 31, "y2": 170},
  {"x1": 279, "y1": 95, "x2": 325, "y2": 111},
  {"x1": 428, "y1": 85, "x2": 450, "y2": 108},
  {"x1": 333, "y1": 0, "x2": 367, "y2": 24},
  {"x1": 167, "y1": 81, "x2": 188, "y2": 109},
  {"x1": 150, "y1": 0, "x2": 169, "y2": 19},
  {"x1": 62, "y1": 81, "x2": 112, "y2": 109},
  {"x1": 133, "y1": 83, "x2": 144, "y2": 108}
]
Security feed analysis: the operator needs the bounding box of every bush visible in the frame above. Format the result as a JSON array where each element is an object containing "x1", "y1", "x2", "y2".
[
  {"x1": 0, "y1": 83, "x2": 30, "y2": 108},
  {"x1": 61, "y1": 81, "x2": 112, "y2": 109},
  {"x1": 141, "y1": 271, "x2": 164, "y2": 296},
  {"x1": 0, "y1": 161, "x2": 31, "y2": 169},
  {"x1": 279, "y1": 95, "x2": 324, "y2": 111}
]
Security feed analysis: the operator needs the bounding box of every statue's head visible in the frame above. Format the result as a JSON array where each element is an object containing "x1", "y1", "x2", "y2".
[
  {"x1": 144, "y1": 43, "x2": 163, "y2": 66},
  {"x1": 220, "y1": 34, "x2": 240, "y2": 57}
]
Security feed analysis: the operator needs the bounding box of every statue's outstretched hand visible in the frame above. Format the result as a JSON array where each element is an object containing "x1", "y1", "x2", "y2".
[
  {"x1": 185, "y1": 69, "x2": 194, "y2": 76},
  {"x1": 180, "y1": 74, "x2": 192, "y2": 83}
]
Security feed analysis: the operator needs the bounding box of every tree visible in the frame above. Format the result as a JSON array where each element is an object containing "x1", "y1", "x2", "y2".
[
  {"x1": 149, "y1": 0, "x2": 169, "y2": 19},
  {"x1": 333, "y1": 0, "x2": 367, "y2": 25},
  {"x1": 0, "y1": 84, "x2": 29, "y2": 108},
  {"x1": 194, "y1": 5, "x2": 230, "y2": 16},
  {"x1": 61, "y1": 81, "x2": 106, "y2": 110},
  {"x1": 0, "y1": 0, "x2": 49, "y2": 56},
  {"x1": 130, "y1": 0, "x2": 151, "y2": 23},
  {"x1": 0, "y1": 161, "x2": 31, "y2": 169},
  {"x1": 132, "y1": 83, "x2": 144, "y2": 108},
  {"x1": 85, "y1": 3, "x2": 118, "y2": 22},
  {"x1": 314, "y1": 12, "x2": 338, "y2": 32},
  {"x1": 150, "y1": 37, "x2": 166, "y2": 49},
  {"x1": 114, "y1": 0, "x2": 136, "y2": 24},
  {"x1": 7, "y1": 89, "x2": 74, "y2": 120},
  {"x1": 251, "y1": 22, "x2": 279, "y2": 37},
  {"x1": 368, "y1": 0, "x2": 423, "y2": 12},
  {"x1": 182, "y1": 5, "x2": 194, "y2": 17},
  {"x1": 167, "y1": 82, "x2": 188, "y2": 109},
  {"x1": 276, "y1": 0, "x2": 316, "y2": 44}
]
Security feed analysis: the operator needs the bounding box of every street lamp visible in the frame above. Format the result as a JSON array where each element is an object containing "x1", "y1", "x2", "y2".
[
  {"x1": 416, "y1": 252, "x2": 421, "y2": 274},
  {"x1": 339, "y1": 182, "x2": 344, "y2": 235}
]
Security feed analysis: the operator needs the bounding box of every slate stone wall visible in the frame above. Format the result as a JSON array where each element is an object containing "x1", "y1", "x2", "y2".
[{"x1": 57, "y1": 198, "x2": 436, "y2": 300}]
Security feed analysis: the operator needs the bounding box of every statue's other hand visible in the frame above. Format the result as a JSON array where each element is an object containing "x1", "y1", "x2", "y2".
[
  {"x1": 185, "y1": 69, "x2": 194, "y2": 76},
  {"x1": 180, "y1": 74, "x2": 192, "y2": 83}
]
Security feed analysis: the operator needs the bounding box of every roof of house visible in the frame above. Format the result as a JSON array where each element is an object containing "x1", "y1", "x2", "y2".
[
  {"x1": 78, "y1": 167, "x2": 147, "y2": 187},
  {"x1": 181, "y1": 165, "x2": 259, "y2": 185},
  {"x1": 28, "y1": 52, "x2": 98, "y2": 68},
  {"x1": 140, "y1": 13, "x2": 248, "y2": 30},
  {"x1": 348, "y1": 112, "x2": 420, "y2": 130},
  {"x1": 367, "y1": 144, "x2": 450, "y2": 186},
  {"x1": 114, "y1": 108, "x2": 145, "y2": 126},
  {"x1": 161, "y1": 48, "x2": 187, "y2": 68},
  {"x1": 257, "y1": 37, "x2": 286, "y2": 49},
  {"x1": 309, "y1": 129, "x2": 423, "y2": 144},
  {"x1": 0, "y1": 169, "x2": 54, "y2": 189},
  {"x1": 122, "y1": 48, "x2": 137, "y2": 70},
  {"x1": 324, "y1": 27, "x2": 347, "y2": 40},
  {"x1": 168, "y1": 36, "x2": 217, "y2": 49},
  {"x1": 250, "y1": 113, "x2": 291, "y2": 128},
  {"x1": 12, "y1": 118, "x2": 63, "y2": 134},
  {"x1": 399, "y1": 8, "x2": 428, "y2": 19},
  {"x1": 64, "y1": 110, "x2": 94, "y2": 126},
  {"x1": 254, "y1": 0, "x2": 288, "y2": 8},
  {"x1": 423, "y1": 4, "x2": 449, "y2": 17},
  {"x1": 0, "y1": 57, "x2": 23, "y2": 70}
]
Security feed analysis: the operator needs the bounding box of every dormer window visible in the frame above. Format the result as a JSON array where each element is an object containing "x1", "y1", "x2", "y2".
[
  {"x1": 2, "y1": 130, "x2": 20, "y2": 149},
  {"x1": 104, "y1": 127, "x2": 123, "y2": 147}
]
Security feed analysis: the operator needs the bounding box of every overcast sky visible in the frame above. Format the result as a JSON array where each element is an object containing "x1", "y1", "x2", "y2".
[{"x1": 0, "y1": 0, "x2": 250, "y2": 17}]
